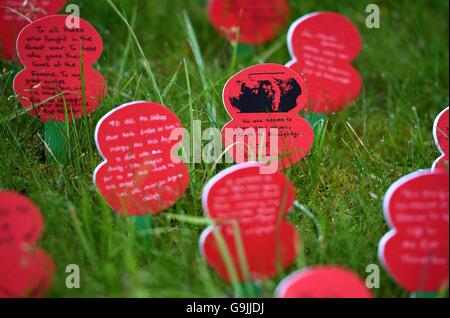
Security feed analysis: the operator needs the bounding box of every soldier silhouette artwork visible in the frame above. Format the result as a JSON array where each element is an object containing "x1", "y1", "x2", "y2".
[{"x1": 229, "y1": 75, "x2": 302, "y2": 113}]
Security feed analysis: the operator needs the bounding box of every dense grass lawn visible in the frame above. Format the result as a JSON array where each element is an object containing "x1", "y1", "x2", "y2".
[{"x1": 0, "y1": 0, "x2": 448, "y2": 298}]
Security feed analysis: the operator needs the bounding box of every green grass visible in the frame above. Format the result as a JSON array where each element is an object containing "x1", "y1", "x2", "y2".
[{"x1": 0, "y1": 0, "x2": 448, "y2": 298}]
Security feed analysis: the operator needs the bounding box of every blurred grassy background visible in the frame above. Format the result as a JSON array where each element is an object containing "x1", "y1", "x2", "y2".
[{"x1": 0, "y1": 0, "x2": 448, "y2": 297}]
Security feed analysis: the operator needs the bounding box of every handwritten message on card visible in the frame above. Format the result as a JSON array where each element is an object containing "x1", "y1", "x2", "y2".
[
  {"x1": 94, "y1": 101, "x2": 189, "y2": 216},
  {"x1": 208, "y1": 0, "x2": 290, "y2": 44},
  {"x1": 287, "y1": 12, "x2": 362, "y2": 113},
  {"x1": 14, "y1": 14, "x2": 106, "y2": 122},
  {"x1": 222, "y1": 64, "x2": 314, "y2": 169},
  {"x1": 200, "y1": 163, "x2": 299, "y2": 281},
  {"x1": 379, "y1": 170, "x2": 449, "y2": 292},
  {"x1": 0, "y1": 191, "x2": 43, "y2": 246},
  {"x1": 0, "y1": 0, "x2": 66, "y2": 60}
]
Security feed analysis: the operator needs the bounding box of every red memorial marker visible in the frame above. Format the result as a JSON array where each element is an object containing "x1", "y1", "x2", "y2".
[
  {"x1": 200, "y1": 163, "x2": 299, "y2": 282},
  {"x1": 14, "y1": 14, "x2": 107, "y2": 122},
  {"x1": 379, "y1": 170, "x2": 449, "y2": 294},
  {"x1": 287, "y1": 12, "x2": 362, "y2": 113},
  {"x1": 275, "y1": 266, "x2": 372, "y2": 298},
  {"x1": 94, "y1": 101, "x2": 190, "y2": 216},
  {"x1": 0, "y1": 191, "x2": 55, "y2": 298},
  {"x1": 207, "y1": 0, "x2": 290, "y2": 45},
  {"x1": 0, "y1": 244, "x2": 55, "y2": 298},
  {"x1": 0, "y1": 0, "x2": 66, "y2": 60},
  {"x1": 432, "y1": 107, "x2": 449, "y2": 171},
  {"x1": 222, "y1": 64, "x2": 314, "y2": 169}
]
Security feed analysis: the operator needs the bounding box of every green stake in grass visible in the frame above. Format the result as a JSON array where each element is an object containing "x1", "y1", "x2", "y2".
[
  {"x1": 44, "y1": 121, "x2": 69, "y2": 164},
  {"x1": 131, "y1": 215, "x2": 154, "y2": 232},
  {"x1": 412, "y1": 291, "x2": 438, "y2": 298},
  {"x1": 230, "y1": 41, "x2": 255, "y2": 71},
  {"x1": 236, "y1": 44, "x2": 255, "y2": 61},
  {"x1": 236, "y1": 281, "x2": 261, "y2": 298}
]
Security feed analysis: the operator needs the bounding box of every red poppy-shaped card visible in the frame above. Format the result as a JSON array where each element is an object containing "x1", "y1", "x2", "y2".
[
  {"x1": 287, "y1": 12, "x2": 362, "y2": 113},
  {"x1": 275, "y1": 266, "x2": 372, "y2": 298},
  {"x1": 0, "y1": 191, "x2": 44, "y2": 246},
  {"x1": 0, "y1": 244, "x2": 55, "y2": 298},
  {"x1": 0, "y1": 191, "x2": 54, "y2": 298},
  {"x1": 94, "y1": 101, "x2": 190, "y2": 216},
  {"x1": 378, "y1": 170, "x2": 449, "y2": 293},
  {"x1": 222, "y1": 64, "x2": 314, "y2": 169},
  {"x1": 207, "y1": 0, "x2": 290, "y2": 44},
  {"x1": 0, "y1": 0, "x2": 66, "y2": 60},
  {"x1": 14, "y1": 14, "x2": 107, "y2": 122},
  {"x1": 433, "y1": 107, "x2": 449, "y2": 171},
  {"x1": 200, "y1": 163, "x2": 299, "y2": 282}
]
